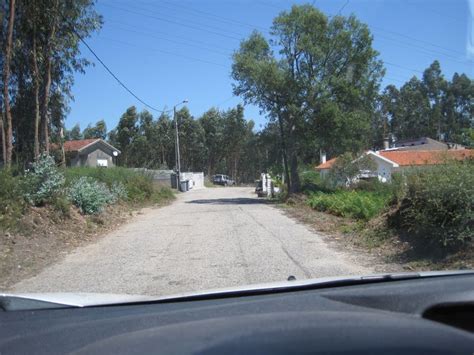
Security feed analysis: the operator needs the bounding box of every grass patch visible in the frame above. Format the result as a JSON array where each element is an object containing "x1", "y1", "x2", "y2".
[
  {"x1": 307, "y1": 190, "x2": 391, "y2": 221},
  {"x1": 0, "y1": 169, "x2": 27, "y2": 231},
  {"x1": 64, "y1": 167, "x2": 168, "y2": 203}
]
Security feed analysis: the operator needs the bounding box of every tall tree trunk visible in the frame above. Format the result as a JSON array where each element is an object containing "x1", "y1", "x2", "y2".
[
  {"x1": 277, "y1": 112, "x2": 291, "y2": 195},
  {"x1": 0, "y1": 110, "x2": 6, "y2": 165},
  {"x1": 59, "y1": 122, "x2": 65, "y2": 167},
  {"x1": 2, "y1": 0, "x2": 15, "y2": 167},
  {"x1": 41, "y1": 55, "x2": 52, "y2": 155},
  {"x1": 32, "y1": 33, "x2": 41, "y2": 160},
  {"x1": 289, "y1": 151, "x2": 300, "y2": 193},
  {"x1": 40, "y1": 0, "x2": 58, "y2": 155}
]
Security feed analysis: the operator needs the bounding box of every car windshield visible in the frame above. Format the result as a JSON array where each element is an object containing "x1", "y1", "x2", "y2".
[{"x1": 0, "y1": 0, "x2": 473, "y2": 298}]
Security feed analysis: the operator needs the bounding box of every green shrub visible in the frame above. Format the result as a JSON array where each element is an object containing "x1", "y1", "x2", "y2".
[
  {"x1": 64, "y1": 167, "x2": 136, "y2": 187},
  {"x1": 52, "y1": 195, "x2": 71, "y2": 217},
  {"x1": 307, "y1": 190, "x2": 391, "y2": 221},
  {"x1": 64, "y1": 167, "x2": 154, "y2": 203},
  {"x1": 390, "y1": 161, "x2": 473, "y2": 247},
  {"x1": 68, "y1": 177, "x2": 115, "y2": 214},
  {"x1": 24, "y1": 154, "x2": 65, "y2": 206},
  {"x1": 126, "y1": 174, "x2": 154, "y2": 202},
  {"x1": 110, "y1": 182, "x2": 128, "y2": 202},
  {"x1": 300, "y1": 170, "x2": 335, "y2": 194},
  {"x1": 0, "y1": 169, "x2": 26, "y2": 230},
  {"x1": 151, "y1": 186, "x2": 175, "y2": 204}
]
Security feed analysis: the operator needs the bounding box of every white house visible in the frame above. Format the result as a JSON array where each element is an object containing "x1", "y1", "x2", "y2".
[{"x1": 316, "y1": 149, "x2": 473, "y2": 182}]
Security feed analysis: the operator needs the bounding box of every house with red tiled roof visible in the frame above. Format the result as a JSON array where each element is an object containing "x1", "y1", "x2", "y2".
[
  {"x1": 62, "y1": 139, "x2": 121, "y2": 168},
  {"x1": 316, "y1": 149, "x2": 473, "y2": 182}
]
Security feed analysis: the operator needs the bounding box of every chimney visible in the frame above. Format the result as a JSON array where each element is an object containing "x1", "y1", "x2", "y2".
[
  {"x1": 320, "y1": 150, "x2": 327, "y2": 164},
  {"x1": 383, "y1": 137, "x2": 389, "y2": 150}
]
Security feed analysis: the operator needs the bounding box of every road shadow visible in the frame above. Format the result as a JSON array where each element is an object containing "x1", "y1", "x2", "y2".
[{"x1": 186, "y1": 198, "x2": 275, "y2": 205}]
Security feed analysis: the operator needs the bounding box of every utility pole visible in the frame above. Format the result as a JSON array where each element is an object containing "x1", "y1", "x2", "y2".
[
  {"x1": 174, "y1": 105, "x2": 180, "y2": 190},
  {"x1": 173, "y1": 99, "x2": 188, "y2": 191}
]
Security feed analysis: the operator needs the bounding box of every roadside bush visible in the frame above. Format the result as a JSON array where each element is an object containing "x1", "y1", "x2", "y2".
[
  {"x1": 64, "y1": 167, "x2": 136, "y2": 187},
  {"x1": 64, "y1": 167, "x2": 154, "y2": 203},
  {"x1": 300, "y1": 170, "x2": 335, "y2": 194},
  {"x1": 307, "y1": 190, "x2": 391, "y2": 221},
  {"x1": 24, "y1": 154, "x2": 65, "y2": 206},
  {"x1": 151, "y1": 186, "x2": 175, "y2": 204},
  {"x1": 126, "y1": 174, "x2": 154, "y2": 202},
  {"x1": 0, "y1": 169, "x2": 26, "y2": 230},
  {"x1": 110, "y1": 182, "x2": 128, "y2": 202},
  {"x1": 390, "y1": 161, "x2": 473, "y2": 248},
  {"x1": 51, "y1": 195, "x2": 72, "y2": 217},
  {"x1": 68, "y1": 177, "x2": 116, "y2": 214}
]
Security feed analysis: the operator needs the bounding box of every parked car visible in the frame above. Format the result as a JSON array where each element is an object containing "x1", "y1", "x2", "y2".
[{"x1": 212, "y1": 174, "x2": 235, "y2": 186}]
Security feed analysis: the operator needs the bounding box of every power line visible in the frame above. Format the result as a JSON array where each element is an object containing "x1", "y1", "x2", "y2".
[
  {"x1": 108, "y1": 24, "x2": 231, "y2": 57},
  {"x1": 97, "y1": 35, "x2": 228, "y2": 67},
  {"x1": 254, "y1": 0, "x2": 468, "y2": 58},
  {"x1": 100, "y1": 2, "x2": 244, "y2": 41},
  {"x1": 337, "y1": 0, "x2": 349, "y2": 15},
  {"x1": 159, "y1": 0, "x2": 270, "y2": 33},
  {"x1": 106, "y1": 19, "x2": 235, "y2": 52},
  {"x1": 70, "y1": 28, "x2": 165, "y2": 113}
]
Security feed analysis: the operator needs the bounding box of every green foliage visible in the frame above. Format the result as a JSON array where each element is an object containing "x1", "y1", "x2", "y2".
[
  {"x1": 329, "y1": 153, "x2": 377, "y2": 186},
  {"x1": 67, "y1": 177, "x2": 115, "y2": 214},
  {"x1": 125, "y1": 174, "x2": 154, "y2": 202},
  {"x1": 151, "y1": 186, "x2": 175, "y2": 204},
  {"x1": 232, "y1": 5, "x2": 384, "y2": 191},
  {"x1": 51, "y1": 195, "x2": 71, "y2": 217},
  {"x1": 110, "y1": 182, "x2": 128, "y2": 201},
  {"x1": 24, "y1": 154, "x2": 65, "y2": 206},
  {"x1": 307, "y1": 190, "x2": 391, "y2": 221},
  {"x1": 0, "y1": 169, "x2": 27, "y2": 230},
  {"x1": 299, "y1": 170, "x2": 335, "y2": 194},
  {"x1": 83, "y1": 119, "x2": 107, "y2": 139},
  {"x1": 64, "y1": 167, "x2": 154, "y2": 203},
  {"x1": 64, "y1": 166, "x2": 134, "y2": 187},
  {"x1": 390, "y1": 162, "x2": 473, "y2": 248}
]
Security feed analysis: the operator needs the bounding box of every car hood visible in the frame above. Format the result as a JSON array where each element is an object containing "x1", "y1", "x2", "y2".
[{"x1": 1, "y1": 270, "x2": 473, "y2": 311}]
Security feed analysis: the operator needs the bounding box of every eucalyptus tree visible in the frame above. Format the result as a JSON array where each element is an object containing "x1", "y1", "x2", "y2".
[{"x1": 232, "y1": 4, "x2": 384, "y2": 193}]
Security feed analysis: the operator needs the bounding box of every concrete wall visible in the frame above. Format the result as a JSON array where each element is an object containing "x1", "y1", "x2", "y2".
[
  {"x1": 373, "y1": 158, "x2": 394, "y2": 182},
  {"x1": 131, "y1": 168, "x2": 174, "y2": 188},
  {"x1": 69, "y1": 149, "x2": 114, "y2": 168},
  {"x1": 181, "y1": 172, "x2": 205, "y2": 189},
  {"x1": 86, "y1": 149, "x2": 114, "y2": 168}
]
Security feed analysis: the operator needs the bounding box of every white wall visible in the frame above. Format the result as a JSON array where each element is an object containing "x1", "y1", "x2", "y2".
[{"x1": 180, "y1": 172, "x2": 205, "y2": 189}]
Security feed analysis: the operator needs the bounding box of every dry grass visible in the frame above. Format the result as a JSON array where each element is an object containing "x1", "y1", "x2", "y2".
[
  {"x1": 278, "y1": 194, "x2": 474, "y2": 273},
  {"x1": 0, "y1": 203, "x2": 137, "y2": 289}
]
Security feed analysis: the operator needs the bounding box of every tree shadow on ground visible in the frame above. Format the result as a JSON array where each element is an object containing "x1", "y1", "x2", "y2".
[{"x1": 185, "y1": 198, "x2": 276, "y2": 205}]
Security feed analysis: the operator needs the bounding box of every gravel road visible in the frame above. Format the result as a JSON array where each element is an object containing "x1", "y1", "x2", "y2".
[{"x1": 13, "y1": 187, "x2": 374, "y2": 296}]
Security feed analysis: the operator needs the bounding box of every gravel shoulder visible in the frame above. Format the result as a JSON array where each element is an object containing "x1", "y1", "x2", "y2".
[{"x1": 12, "y1": 187, "x2": 375, "y2": 296}]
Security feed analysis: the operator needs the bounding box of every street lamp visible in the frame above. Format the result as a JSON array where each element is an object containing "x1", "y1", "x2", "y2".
[{"x1": 174, "y1": 99, "x2": 188, "y2": 191}]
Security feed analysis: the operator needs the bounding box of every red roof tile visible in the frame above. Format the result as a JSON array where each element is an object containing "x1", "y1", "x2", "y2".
[
  {"x1": 378, "y1": 149, "x2": 473, "y2": 166},
  {"x1": 315, "y1": 157, "x2": 338, "y2": 170},
  {"x1": 63, "y1": 139, "x2": 98, "y2": 152}
]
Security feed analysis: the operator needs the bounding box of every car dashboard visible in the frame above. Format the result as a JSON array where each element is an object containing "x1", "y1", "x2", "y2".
[{"x1": 1, "y1": 274, "x2": 473, "y2": 354}]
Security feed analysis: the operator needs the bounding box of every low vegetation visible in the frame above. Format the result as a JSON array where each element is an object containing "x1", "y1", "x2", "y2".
[
  {"x1": 389, "y1": 162, "x2": 473, "y2": 248},
  {"x1": 307, "y1": 190, "x2": 391, "y2": 221},
  {"x1": 0, "y1": 155, "x2": 175, "y2": 233},
  {"x1": 299, "y1": 159, "x2": 473, "y2": 253}
]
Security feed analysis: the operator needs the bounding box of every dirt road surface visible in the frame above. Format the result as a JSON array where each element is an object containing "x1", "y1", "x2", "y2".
[{"x1": 13, "y1": 187, "x2": 374, "y2": 296}]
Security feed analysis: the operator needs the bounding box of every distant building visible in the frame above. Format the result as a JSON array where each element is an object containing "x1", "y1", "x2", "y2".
[
  {"x1": 316, "y1": 148, "x2": 473, "y2": 182},
  {"x1": 385, "y1": 137, "x2": 465, "y2": 151},
  {"x1": 63, "y1": 139, "x2": 120, "y2": 168}
]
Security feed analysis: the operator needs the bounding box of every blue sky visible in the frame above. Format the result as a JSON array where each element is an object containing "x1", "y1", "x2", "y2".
[{"x1": 67, "y1": 0, "x2": 474, "y2": 131}]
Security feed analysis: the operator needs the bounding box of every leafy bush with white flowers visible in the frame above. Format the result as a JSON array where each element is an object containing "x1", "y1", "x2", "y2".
[
  {"x1": 24, "y1": 154, "x2": 65, "y2": 206},
  {"x1": 68, "y1": 177, "x2": 115, "y2": 214}
]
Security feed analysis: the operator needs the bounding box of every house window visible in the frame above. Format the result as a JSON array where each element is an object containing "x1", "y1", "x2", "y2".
[{"x1": 97, "y1": 159, "x2": 108, "y2": 167}]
